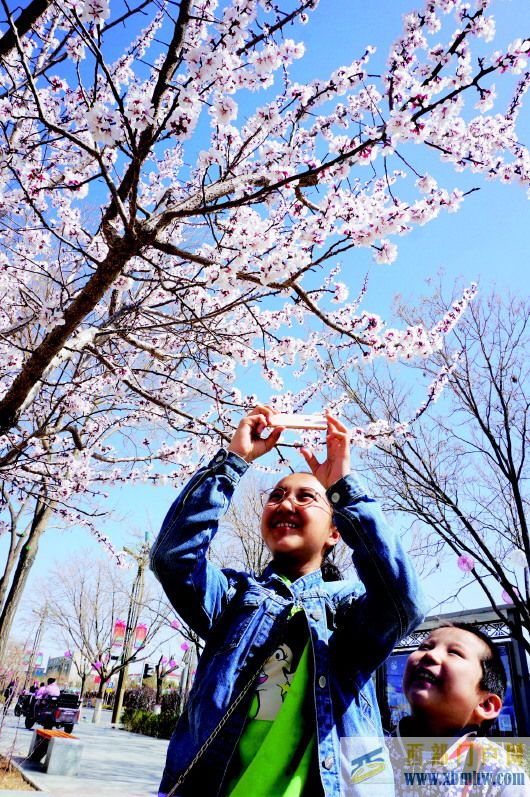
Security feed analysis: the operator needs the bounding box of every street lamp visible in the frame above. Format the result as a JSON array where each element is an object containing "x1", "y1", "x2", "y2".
[{"x1": 110, "y1": 541, "x2": 150, "y2": 725}]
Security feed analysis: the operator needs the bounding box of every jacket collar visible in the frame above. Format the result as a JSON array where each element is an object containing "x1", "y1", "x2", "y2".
[{"x1": 260, "y1": 562, "x2": 324, "y2": 592}]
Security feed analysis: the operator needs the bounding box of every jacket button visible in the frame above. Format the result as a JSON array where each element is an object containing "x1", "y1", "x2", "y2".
[
  {"x1": 318, "y1": 675, "x2": 326, "y2": 688},
  {"x1": 323, "y1": 755, "x2": 334, "y2": 770},
  {"x1": 330, "y1": 492, "x2": 340, "y2": 503},
  {"x1": 311, "y1": 610, "x2": 322, "y2": 621},
  {"x1": 214, "y1": 455, "x2": 224, "y2": 463}
]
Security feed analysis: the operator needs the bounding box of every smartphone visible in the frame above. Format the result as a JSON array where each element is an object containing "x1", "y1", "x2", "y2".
[{"x1": 269, "y1": 413, "x2": 327, "y2": 430}]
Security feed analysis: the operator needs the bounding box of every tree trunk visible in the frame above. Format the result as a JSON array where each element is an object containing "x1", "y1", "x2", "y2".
[
  {"x1": 92, "y1": 697, "x2": 104, "y2": 724},
  {"x1": 0, "y1": 497, "x2": 53, "y2": 665},
  {"x1": 0, "y1": 0, "x2": 53, "y2": 59}
]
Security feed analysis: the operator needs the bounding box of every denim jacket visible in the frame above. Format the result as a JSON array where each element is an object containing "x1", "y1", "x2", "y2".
[{"x1": 150, "y1": 449, "x2": 425, "y2": 796}]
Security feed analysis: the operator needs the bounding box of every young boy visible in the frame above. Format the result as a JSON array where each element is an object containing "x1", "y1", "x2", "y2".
[
  {"x1": 392, "y1": 622, "x2": 530, "y2": 796},
  {"x1": 151, "y1": 405, "x2": 425, "y2": 796}
]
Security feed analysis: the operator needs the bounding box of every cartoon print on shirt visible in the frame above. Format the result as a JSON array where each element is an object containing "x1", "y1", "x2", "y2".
[{"x1": 248, "y1": 642, "x2": 296, "y2": 721}]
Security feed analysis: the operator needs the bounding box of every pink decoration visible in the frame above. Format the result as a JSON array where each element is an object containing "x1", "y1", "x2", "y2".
[
  {"x1": 180, "y1": 642, "x2": 190, "y2": 652},
  {"x1": 160, "y1": 656, "x2": 168, "y2": 665},
  {"x1": 92, "y1": 660, "x2": 102, "y2": 671},
  {"x1": 170, "y1": 620, "x2": 181, "y2": 630},
  {"x1": 64, "y1": 650, "x2": 72, "y2": 658},
  {"x1": 169, "y1": 659, "x2": 176, "y2": 668},
  {"x1": 502, "y1": 587, "x2": 519, "y2": 604},
  {"x1": 457, "y1": 554, "x2": 474, "y2": 572}
]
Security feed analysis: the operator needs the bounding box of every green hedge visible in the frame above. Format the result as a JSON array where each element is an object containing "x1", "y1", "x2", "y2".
[{"x1": 121, "y1": 708, "x2": 179, "y2": 739}]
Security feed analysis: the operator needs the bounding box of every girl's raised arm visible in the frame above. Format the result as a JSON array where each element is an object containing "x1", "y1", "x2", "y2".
[
  {"x1": 228, "y1": 404, "x2": 284, "y2": 463},
  {"x1": 300, "y1": 412, "x2": 351, "y2": 489}
]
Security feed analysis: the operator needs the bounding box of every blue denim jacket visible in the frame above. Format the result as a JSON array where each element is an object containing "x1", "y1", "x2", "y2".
[{"x1": 150, "y1": 449, "x2": 425, "y2": 796}]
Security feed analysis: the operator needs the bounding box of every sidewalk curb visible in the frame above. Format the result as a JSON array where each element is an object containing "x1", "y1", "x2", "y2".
[{"x1": 9, "y1": 755, "x2": 47, "y2": 792}]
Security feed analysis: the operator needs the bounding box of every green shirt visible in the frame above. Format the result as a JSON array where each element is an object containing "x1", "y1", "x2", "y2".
[{"x1": 227, "y1": 639, "x2": 315, "y2": 797}]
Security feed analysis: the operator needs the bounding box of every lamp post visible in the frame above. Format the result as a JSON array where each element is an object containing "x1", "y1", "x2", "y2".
[
  {"x1": 23, "y1": 603, "x2": 47, "y2": 690},
  {"x1": 110, "y1": 540, "x2": 150, "y2": 725}
]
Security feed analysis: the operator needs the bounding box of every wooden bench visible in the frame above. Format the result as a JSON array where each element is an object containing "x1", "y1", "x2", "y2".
[{"x1": 28, "y1": 729, "x2": 83, "y2": 775}]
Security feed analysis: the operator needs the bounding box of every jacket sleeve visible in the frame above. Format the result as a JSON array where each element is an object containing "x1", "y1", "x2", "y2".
[
  {"x1": 328, "y1": 474, "x2": 426, "y2": 685},
  {"x1": 149, "y1": 448, "x2": 249, "y2": 639}
]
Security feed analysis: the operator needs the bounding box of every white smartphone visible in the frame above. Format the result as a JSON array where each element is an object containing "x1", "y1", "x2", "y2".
[{"x1": 269, "y1": 413, "x2": 327, "y2": 430}]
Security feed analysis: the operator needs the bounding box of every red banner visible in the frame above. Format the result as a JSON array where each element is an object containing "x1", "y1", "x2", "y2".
[
  {"x1": 133, "y1": 624, "x2": 148, "y2": 649},
  {"x1": 111, "y1": 619, "x2": 126, "y2": 652}
]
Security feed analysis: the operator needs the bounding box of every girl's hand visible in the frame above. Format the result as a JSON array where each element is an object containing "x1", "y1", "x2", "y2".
[
  {"x1": 228, "y1": 405, "x2": 284, "y2": 463},
  {"x1": 300, "y1": 413, "x2": 351, "y2": 488}
]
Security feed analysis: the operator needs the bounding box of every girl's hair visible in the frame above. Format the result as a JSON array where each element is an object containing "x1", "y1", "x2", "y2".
[
  {"x1": 321, "y1": 544, "x2": 343, "y2": 581},
  {"x1": 320, "y1": 558, "x2": 343, "y2": 581}
]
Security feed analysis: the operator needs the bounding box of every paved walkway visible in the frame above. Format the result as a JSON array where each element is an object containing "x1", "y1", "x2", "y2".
[{"x1": 0, "y1": 706, "x2": 168, "y2": 796}]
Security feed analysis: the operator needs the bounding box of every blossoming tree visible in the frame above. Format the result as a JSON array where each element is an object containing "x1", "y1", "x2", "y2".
[
  {"x1": 0, "y1": 0, "x2": 529, "y2": 649},
  {"x1": 323, "y1": 289, "x2": 530, "y2": 653}
]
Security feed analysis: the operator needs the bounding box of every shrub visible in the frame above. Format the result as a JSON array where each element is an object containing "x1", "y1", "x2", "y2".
[
  {"x1": 156, "y1": 711, "x2": 179, "y2": 739},
  {"x1": 161, "y1": 688, "x2": 182, "y2": 715},
  {"x1": 123, "y1": 685, "x2": 156, "y2": 712},
  {"x1": 121, "y1": 707, "x2": 179, "y2": 739}
]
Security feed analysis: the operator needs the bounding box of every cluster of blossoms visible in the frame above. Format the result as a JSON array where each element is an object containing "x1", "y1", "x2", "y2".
[
  {"x1": 54, "y1": 506, "x2": 126, "y2": 564},
  {"x1": 0, "y1": 0, "x2": 528, "y2": 557}
]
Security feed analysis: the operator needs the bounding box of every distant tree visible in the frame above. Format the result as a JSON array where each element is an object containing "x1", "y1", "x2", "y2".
[
  {"x1": 326, "y1": 290, "x2": 530, "y2": 652},
  {"x1": 0, "y1": 639, "x2": 26, "y2": 692},
  {"x1": 0, "y1": 488, "x2": 55, "y2": 666},
  {"x1": 69, "y1": 651, "x2": 92, "y2": 698},
  {"x1": 42, "y1": 550, "x2": 175, "y2": 700},
  {"x1": 154, "y1": 655, "x2": 182, "y2": 705},
  {"x1": 210, "y1": 474, "x2": 271, "y2": 574}
]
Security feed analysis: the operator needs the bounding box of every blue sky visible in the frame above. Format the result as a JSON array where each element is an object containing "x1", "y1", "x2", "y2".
[{"x1": 4, "y1": 0, "x2": 530, "y2": 657}]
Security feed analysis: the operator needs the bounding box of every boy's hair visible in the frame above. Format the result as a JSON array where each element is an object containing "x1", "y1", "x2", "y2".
[{"x1": 437, "y1": 621, "x2": 507, "y2": 701}]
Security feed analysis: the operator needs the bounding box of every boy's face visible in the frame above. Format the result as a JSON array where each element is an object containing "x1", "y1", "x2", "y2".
[
  {"x1": 403, "y1": 627, "x2": 498, "y2": 734},
  {"x1": 260, "y1": 473, "x2": 339, "y2": 574}
]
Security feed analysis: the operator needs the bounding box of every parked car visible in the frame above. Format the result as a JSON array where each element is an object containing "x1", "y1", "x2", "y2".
[{"x1": 23, "y1": 692, "x2": 81, "y2": 734}]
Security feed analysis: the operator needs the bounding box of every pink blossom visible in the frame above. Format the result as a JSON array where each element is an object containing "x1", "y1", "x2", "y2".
[
  {"x1": 416, "y1": 174, "x2": 437, "y2": 194},
  {"x1": 78, "y1": 0, "x2": 110, "y2": 25},
  {"x1": 374, "y1": 240, "x2": 398, "y2": 264},
  {"x1": 457, "y1": 554, "x2": 475, "y2": 573}
]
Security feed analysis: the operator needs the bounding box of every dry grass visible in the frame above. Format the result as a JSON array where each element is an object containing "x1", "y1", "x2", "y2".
[{"x1": 0, "y1": 754, "x2": 36, "y2": 790}]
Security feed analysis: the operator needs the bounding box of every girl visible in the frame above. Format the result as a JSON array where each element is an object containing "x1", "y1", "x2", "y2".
[{"x1": 151, "y1": 405, "x2": 424, "y2": 796}]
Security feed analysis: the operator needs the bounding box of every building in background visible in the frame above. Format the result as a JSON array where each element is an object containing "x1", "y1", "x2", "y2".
[{"x1": 45, "y1": 655, "x2": 74, "y2": 687}]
